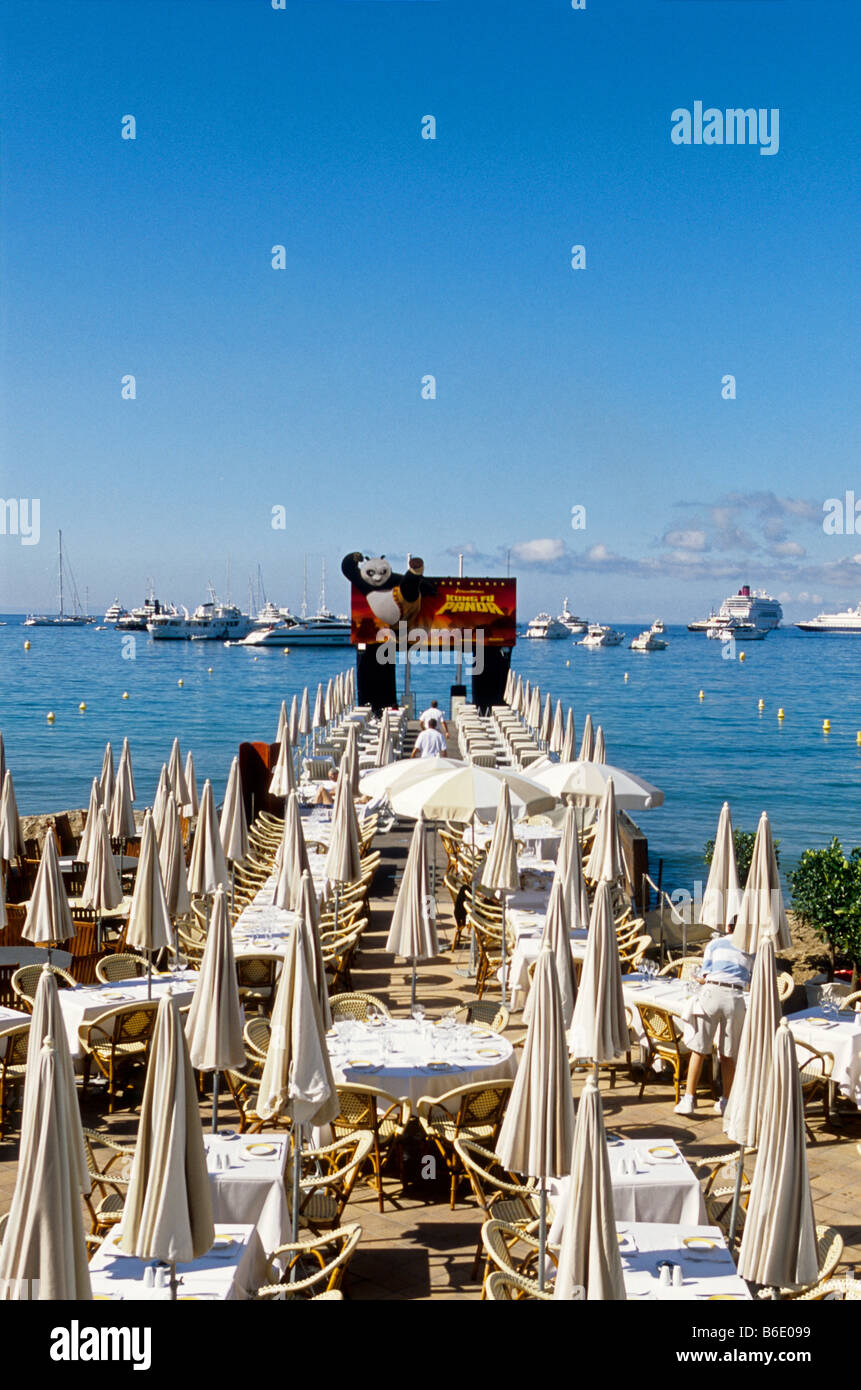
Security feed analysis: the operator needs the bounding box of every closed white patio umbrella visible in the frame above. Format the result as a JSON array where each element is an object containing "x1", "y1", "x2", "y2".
[
  {"x1": 220, "y1": 756, "x2": 248, "y2": 864},
  {"x1": 733, "y1": 812, "x2": 791, "y2": 952},
  {"x1": 183, "y1": 751, "x2": 199, "y2": 817},
  {"x1": 496, "y1": 946, "x2": 574, "y2": 1289},
  {"x1": 549, "y1": 700, "x2": 565, "y2": 756},
  {"x1": 288, "y1": 694, "x2": 299, "y2": 744},
  {"x1": 185, "y1": 885, "x2": 244, "y2": 1133},
  {"x1": 312, "y1": 683, "x2": 325, "y2": 747},
  {"x1": 158, "y1": 794, "x2": 191, "y2": 919},
  {"x1": 23, "y1": 834, "x2": 74, "y2": 951},
  {"x1": 554, "y1": 1073, "x2": 626, "y2": 1301},
  {"x1": 593, "y1": 726, "x2": 606, "y2": 766},
  {"x1": 119, "y1": 737, "x2": 136, "y2": 803},
  {"x1": 513, "y1": 674, "x2": 524, "y2": 715},
  {"x1": 117, "y1": 993, "x2": 214, "y2": 1295},
  {"x1": 324, "y1": 774, "x2": 362, "y2": 903},
  {"x1": 269, "y1": 727, "x2": 297, "y2": 799},
  {"x1": 81, "y1": 806, "x2": 123, "y2": 924},
  {"x1": 539, "y1": 693, "x2": 553, "y2": 745},
  {"x1": 99, "y1": 742, "x2": 115, "y2": 817},
  {"x1": 126, "y1": 811, "x2": 172, "y2": 996},
  {"x1": 109, "y1": 755, "x2": 136, "y2": 843},
  {"x1": 503, "y1": 668, "x2": 514, "y2": 705},
  {"x1": 276, "y1": 700, "x2": 288, "y2": 744},
  {"x1": 736, "y1": 1021, "x2": 818, "y2": 1291},
  {"x1": 386, "y1": 813, "x2": 439, "y2": 1006},
  {"x1": 273, "y1": 789, "x2": 311, "y2": 914},
  {"x1": 324, "y1": 677, "x2": 334, "y2": 724},
  {"x1": 0, "y1": 771, "x2": 24, "y2": 862},
  {"x1": 76, "y1": 778, "x2": 103, "y2": 865},
  {"x1": 342, "y1": 722, "x2": 360, "y2": 796},
  {"x1": 561, "y1": 708, "x2": 576, "y2": 764},
  {"x1": 299, "y1": 687, "x2": 311, "y2": 738},
  {"x1": 701, "y1": 802, "x2": 742, "y2": 933},
  {"x1": 568, "y1": 880, "x2": 629, "y2": 1065},
  {"x1": 553, "y1": 804, "x2": 590, "y2": 932},
  {"x1": 297, "y1": 868, "x2": 332, "y2": 1030},
  {"x1": 527, "y1": 876, "x2": 577, "y2": 1027},
  {"x1": 188, "y1": 780, "x2": 230, "y2": 902},
  {"x1": 151, "y1": 765, "x2": 171, "y2": 841},
  {"x1": 584, "y1": 778, "x2": 625, "y2": 883},
  {"x1": 527, "y1": 686, "x2": 541, "y2": 731},
  {"x1": 480, "y1": 782, "x2": 519, "y2": 1002},
  {"x1": 167, "y1": 737, "x2": 190, "y2": 810},
  {"x1": 374, "y1": 709, "x2": 394, "y2": 768},
  {"x1": 578, "y1": 714, "x2": 594, "y2": 763}
]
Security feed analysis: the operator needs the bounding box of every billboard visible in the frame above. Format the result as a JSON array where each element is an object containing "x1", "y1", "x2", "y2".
[{"x1": 341, "y1": 553, "x2": 517, "y2": 646}]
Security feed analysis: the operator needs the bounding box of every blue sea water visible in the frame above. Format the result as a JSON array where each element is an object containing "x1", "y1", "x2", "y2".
[{"x1": 1, "y1": 617, "x2": 859, "y2": 896}]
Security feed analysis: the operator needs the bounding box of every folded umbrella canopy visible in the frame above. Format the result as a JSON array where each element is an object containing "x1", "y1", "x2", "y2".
[
  {"x1": 554, "y1": 1073, "x2": 626, "y2": 1301},
  {"x1": 568, "y1": 880, "x2": 629, "y2": 1064},
  {"x1": 496, "y1": 946, "x2": 574, "y2": 1289},
  {"x1": 299, "y1": 687, "x2": 311, "y2": 737},
  {"x1": 702, "y1": 802, "x2": 742, "y2": 933},
  {"x1": 552, "y1": 804, "x2": 590, "y2": 932},
  {"x1": 269, "y1": 726, "x2": 297, "y2": 799},
  {"x1": 273, "y1": 789, "x2": 312, "y2": 913},
  {"x1": 342, "y1": 722, "x2": 360, "y2": 796},
  {"x1": 550, "y1": 700, "x2": 565, "y2": 756},
  {"x1": 276, "y1": 700, "x2": 288, "y2": 744},
  {"x1": 297, "y1": 868, "x2": 332, "y2": 1030},
  {"x1": 526, "y1": 876, "x2": 577, "y2": 1028},
  {"x1": 324, "y1": 678, "x2": 334, "y2": 723},
  {"x1": 81, "y1": 805, "x2": 123, "y2": 914},
  {"x1": 374, "y1": 709, "x2": 394, "y2": 768},
  {"x1": 109, "y1": 755, "x2": 136, "y2": 842},
  {"x1": 561, "y1": 708, "x2": 576, "y2": 765},
  {"x1": 527, "y1": 686, "x2": 542, "y2": 732},
  {"x1": 188, "y1": 780, "x2": 230, "y2": 898},
  {"x1": 119, "y1": 737, "x2": 136, "y2": 803},
  {"x1": 288, "y1": 694, "x2": 299, "y2": 745},
  {"x1": 736, "y1": 1021, "x2": 818, "y2": 1291},
  {"x1": 0, "y1": 771, "x2": 24, "y2": 862},
  {"x1": 733, "y1": 811, "x2": 791, "y2": 952},
  {"x1": 183, "y1": 751, "x2": 199, "y2": 817},
  {"x1": 99, "y1": 742, "x2": 115, "y2": 818},
  {"x1": 480, "y1": 782, "x2": 520, "y2": 1002},
  {"x1": 75, "y1": 777, "x2": 103, "y2": 865},
  {"x1": 578, "y1": 714, "x2": 594, "y2": 763},
  {"x1": 126, "y1": 811, "x2": 172, "y2": 993},
  {"x1": 324, "y1": 773, "x2": 362, "y2": 889},
  {"x1": 151, "y1": 765, "x2": 171, "y2": 841},
  {"x1": 117, "y1": 993, "x2": 214, "y2": 1281},
  {"x1": 503, "y1": 668, "x2": 514, "y2": 705},
  {"x1": 167, "y1": 737, "x2": 190, "y2": 810},
  {"x1": 220, "y1": 756, "x2": 249, "y2": 864},
  {"x1": 386, "y1": 813, "x2": 439, "y2": 1005},
  {"x1": 584, "y1": 778, "x2": 625, "y2": 884},
  {"x1": 592, "y1": 726, "x2": 606, "y2": 766},
  {"x1": 158, "y1": 794, "x2": 191, "y2": 918},
  {"x1": 23, "y1": 833, "x2": 74, "y2": 948},
  {"x1": 539, "y1": 693, "x2": 553, "y2": 745},
  {"x1": 185, "y1": 885, "x2": 244, "y2": 1132},
  {"x1": 513, "y1": 673, "x2": 524, "y2": 715}
]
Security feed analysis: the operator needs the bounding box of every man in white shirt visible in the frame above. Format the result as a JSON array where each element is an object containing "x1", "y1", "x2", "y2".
[
  {"x1": 419, "y1": 700, "x2": 448, "y2": 738},
  {"x1": 411, "y1": 717, "x2": 447, "y2": 759},
  {"x1": 674, "y1": 933, "x2": 754, "y2": 1117}
]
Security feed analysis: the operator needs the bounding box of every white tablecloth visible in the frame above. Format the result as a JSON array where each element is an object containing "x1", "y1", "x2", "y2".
[
  {"x1": 89, "y1": 1223, "x2": 268, "y2": 1300},
  {"x1": 548, "y1": 1135, "x2": 705, "y2": 1238},
  {"x1": 327, "y1": 1018, "x2": 516, "y2": 1109},
  {"x1": 507, "y1": 913, "x2": 589, "y2": 1010},
  {"x1": 615, "y1": 1222, "x2": 750, "y2": 1300},
  {"x1": 58, "y1": 972, "x2": 198, "y2": 1059},
  {"x1": 787, "y1": 1006, "x2": 861, "y2": 1107},
  {"x1": 205, "y1": 1133, "x2": 290, "y2": 1255},
  {"x1": 0, "y1": 1004, "x2": 30, "y2": 1058}
]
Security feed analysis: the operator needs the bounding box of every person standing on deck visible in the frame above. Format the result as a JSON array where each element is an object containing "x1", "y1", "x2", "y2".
[
  {"x1": 674, "y1": 933, "x2": 753, "y2": 1117},
  {"x1": 419, "y1": 699, "x2": 448, "y2": 738},
  {"x1": 411, "y1": 717, "x2": 447, "y2": 759}
]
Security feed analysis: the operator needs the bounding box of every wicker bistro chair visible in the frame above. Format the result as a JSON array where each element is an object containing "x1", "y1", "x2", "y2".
[
  {"x1": 657, "y1": 955, "x2": 704, "y2": 980},
  {"x1": 330, "y1": 1085, "x2": 410, "y2": 1212},
  {"x1": 776, "y1": 971, "x2": 795, "y2": 1003},
  {"x1": 243, "y1": 1015, "x2": 272, "y2": 1066},
  {"x1": 224, "y1": 1064, "x2": 268, "y2": 1132},
  {"x1": 454, "y1": 1138, "x2": 541, "y2": 1278},
  {"x1": 636, "y1": 1002, "x2": 707, "y2": 1106},
  {"x1": 0, "y1": 1023, "x2": 30, "y2": 1140},
  {"x1": 415, "y1": 1080, "x2": 514, "y2": 1210},
  {"x1": 795, "y1": 1039, "x2": 835, "y2": 1136},
  {"x1": 795, "y1": 1276, "x2": 861, "y2": 1301},
  {"x1": 82, "y1": 1128, "x2": 135, "y2": 1235},
  {"x1": 456, "y1": 1001, "x2": 510, "y2": 1033},
  {"x1": 68, "y1": 912, "x2": 102, "y2": 986},
  {"x1": 618, "y1": 934, "x2": 655, "y2": 972},
  {"x1": 480, "y1": 1219, "x2": 559, "y2": 1296},
  {"x1": 236, "y1": 956, "x2": 280, "y2": 1014},
  {"x1": 291, "y1": 1132, "x2": 375, "y2": 1234},
  {"x1": 838, "y1": 990, "x2": 861, "y2": 1013},
  {"x1": 778, "y1": 1226, "x2": 844, "y2": 1299},
  {"x1": 254, "y1": 1223, "x2": 362, "y2": 1300},
  {"x1": 329, "y1": 992, "x2": 390, "y2": 1023},
  {"x1": 79, "y1": 1000, "x2": 159, "y2": 1113},
  {"x1": 693, "y1": 1150, "x2": 754, "y2": 1246},
  {"x1": 10, "y1": 963, "x2": 76, "y2": 1012},
  {"x1": 95, "y1": 953, "x2": 149, "y2": 984},
  {"x1": 485, "y1": 1269, "x2": 554, "y2": 1301}
]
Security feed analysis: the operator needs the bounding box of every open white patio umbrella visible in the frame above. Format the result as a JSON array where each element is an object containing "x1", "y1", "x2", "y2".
[
  {"x1": 297, "y1": 869, "x2": 332, "y2": 1030},
  {"x1": 386, "y1": 813, "x2": 439, "y2": 1006},
  {"x1": 390, "y1": 764, "x2": 555, "y2": 824},
  {"x1": 158, "y1": 794, "x2": 190, "y2": 919},
  {"x1": 550, "y1": 700, "x2": 565, "y2": 756},
  {"x1": 539, "y1": 693, "x2": 553, "y2": 746},
  {"x1": 257, "y1": 926, "x2": 339, "y2": 1239},
  {"x1": 269, "y1": 727, "x2": 297, "y2": 799},
  {"x1": 126, "y1": 811, "x2": 172, "y2": 996},
  {"x1": 578, "y1": 714, "x2": 594, "y2": 763},
  {"x1": 81, "y1": 806, "x2": 123, "y2": 939},
  {"x1": 702, "y1": 802, "x2": 742, "y2": 933},
  {"x1": 119, "y1": 737, "x2": 136, "y2": 802},
  {"x1": 553, "y1": 804, "x2": 590, "y2": 931},
  {"x1": 76, "y1": 778, "x2": 103, "y2": 864},
  {"x1": 527, "y1": 876, "x2": 577, "y2": 1027},
  {"x1": 554, "y1": 1073, "x2": 626, "y2": 1301},
  {"x1": 273, "y1": 790, "x2": 311, "y2": 914},
  {"x1": 584, "y1": 778, "x2": 625, "y2": 883},
  {"x1": 561, "y1": 708, "x2": 576, "y2": 764},
  {"x1": 568, "y1": 880, "x2": 628, "y2": 1065},
  {"x1": 480, "y1": 782, "x2": 520, "y2": 1002},
  {"x1": 117, "y1": 993, "x2": 214, "y2": 1296},
  {"x1": 167, "y1": 737, "x2": 189, "y2": 809},
  {"x1": 109, "y1": 755, "x2": 136, "y2": 843},
  {"x1": 0, "y1": 1028, "x2": 92, "y2": 1300},
  {"x1": 220, "y1": 755, "x2": 249, "y2": 871},
  {"x1": 723, "y1": 931, "x2": 780, "y2": 1240},
  {"x1": 736, "y1": 1021, "x2": 819, "y2": 1292},
  {"x1": 183, "y1": 751, "x2": 199, "y2": 817},
  {"x1": 0, "y1": 771, "x2": 24, "y2": 862},
  {"x1": 733, "y1": 812, "x2": 791, "y2": 952},
  {"x1": 99, "y1": 742, "x2": 115, "y2": 817},
  {"x1": 496, "y1": 946, "x2": 574, "y2": 1290},
  {"x1": 288, "y1": 694, "x2": 299, "y2": 745},
  {"x1": 534, "y1": 759, "x2": 664, "y2": 811},
  {"x1": 188, "y1": 780, "x2": 230, "y2": 903},
  {"x1": 593, "y1": 726, "x2": 606, "y2": 766},
  {"x1": 23, "y1": 833, "x2": 74, "y2": 952},
  {"x1": 185, "y1": 885, "x2": 244, "y2": 1133},
  {"x1": 359, "y1": 755, "x2": 462, "y2": 802}
]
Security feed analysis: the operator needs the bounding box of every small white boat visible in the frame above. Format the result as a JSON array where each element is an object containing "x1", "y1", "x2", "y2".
[
  {"x1": 579, "y1": 624, "x2": 624, "y2": 648},
  {"x1": 241, "y1": 612, "x2": 351, "y2": 647},
  {"x1": 630, "y1": 622, "x2": 668, "y2": 651},
  {"x1": 706, "y1": 618, "x2": 766, "y2": 642},
  {"x1": 524, "y1": 612, "x2": 570, "y2": 639},
  {"x1": 556, "y1": 597, "x2": 588, "y2": 636}
]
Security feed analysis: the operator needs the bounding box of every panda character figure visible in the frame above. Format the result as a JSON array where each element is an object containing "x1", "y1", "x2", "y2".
[{"x1": 341, "y1": 552, "x2": 436, "y2": 632}]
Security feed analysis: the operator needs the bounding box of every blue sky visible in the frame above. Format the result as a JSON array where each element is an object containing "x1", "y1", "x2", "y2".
[{"x1": 1, "y1": 0, "x2": 858, "y2": 622}]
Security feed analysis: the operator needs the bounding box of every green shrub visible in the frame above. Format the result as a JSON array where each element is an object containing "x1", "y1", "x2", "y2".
[
  {"x1": 703, "y1": 828, "x2": 780, "y2": 885},
  {"x1": 789, "y1": 838, "x2": 861, "y2": 984}
]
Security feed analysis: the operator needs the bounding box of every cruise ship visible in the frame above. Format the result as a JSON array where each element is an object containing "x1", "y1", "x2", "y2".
[
  {"x1": 524, "y1": 612, "x2": 570, "y2": 640},
  {"x1": 689, "y1": 586, "x2": 783, "y2": 633},
  {"x1": 796, "y1": 602, "x2": 861, "y2": 634}
]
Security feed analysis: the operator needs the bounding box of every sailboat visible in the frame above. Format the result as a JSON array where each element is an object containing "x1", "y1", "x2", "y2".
[{"x1": 24, "y1": 531, "x2": 97, "y2": 626}]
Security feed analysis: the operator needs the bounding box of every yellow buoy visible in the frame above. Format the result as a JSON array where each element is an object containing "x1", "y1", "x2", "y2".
[
  {"x1": 624, "y1": 672, "x2": 629, "y2": 682},
  {"x1": 253, "y1": 656, "x2": 258, "y2": 662},
  {"x1": 856, "y1": 731, "x2": 861, "y2": 746},
  {"x1": 698, "y1": 690, "x2": 705, "y2": 701},
  {"x1": 177, "y1": 679, "x2": 184, "y2": 688},
  {"x1": 78, "y1": 702, "x2": 86, "y2": 712},
  {"x1": 24, "y1": 640, "x2": 30, "y2": 651},
  {"x1": 122, "y1": 691, "x2": 129, "y2": 700},
  {"x1": 208, "y1": 667, "x2": 213, "y2": 674},
  {"x1": 565, "y1": 660, "x2": 570, "y2": 667},
  {"x1": 823, "y1": 718, "x2": 831, "y2": 732},
  {"x1": 46, "y1": 711, "x2": 55, "y2": 723},
  {"x1": 739, "y1": 651, "x2": 746, "y2": 662},
  {"x1": 757, "y1": 699, "x2": 764, "y2": 710},
  {"x1": 778, "y1": 708, "x2": 785, "y2": 720},
  {"x1": 284, "y1": 647, "x2": 290, "y2": 654}
]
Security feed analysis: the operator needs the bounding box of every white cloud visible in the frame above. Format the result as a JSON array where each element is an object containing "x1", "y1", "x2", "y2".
[
  {"x1": 769, "y1": 540, "x2": 806, "y2": 558},
  {"x1": 663, "y1": 529, "x2": 707, "y2": 552},
  {"x1": 586, "y1": 543, "x2": 610, "y2": 562},
  {"x1": 511, "y1": 538, "x2": 565, "y2": 565}
]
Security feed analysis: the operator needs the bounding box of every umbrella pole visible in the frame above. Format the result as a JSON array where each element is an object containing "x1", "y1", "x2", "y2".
[
  {"x1": 410, "y1": 958, "x2": 417, "y2": 1009},
  {"x1": 500, "y1": 895, "x2": 507, "y2": 1005},
  {"x1": 538, "y1": 1180, "x2": 548, "y2": 1292},
  {"x1": 468, "y1": 814, "x2": 477, "y2": 977},
  {"x1": 147, "y1": 952, "x2": 152, "y2": 1001},
  {"x1": 230, "y1": 863, "x2": 235, "y2": 919},
  {"x1": 290, "y1": 1119, "x2": 303, "y2": 1278},
  {"x1": 727, "y1": 1143, "x2": 745, "y2": 1248},
  {"x1": 211, "y1": 1067, "x2": 221, "y2": 1134},
  {"x1": 169, "y1": 1261, "x2": 178, "y2": 1301}
]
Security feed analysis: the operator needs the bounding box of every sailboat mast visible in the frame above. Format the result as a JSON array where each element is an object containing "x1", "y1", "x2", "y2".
[
  {"x1": 58, "y1": 530, "x2": 64, "y2": 619},
  {"x1": 301, "y1": 555, "x2": 308, "y2": 620},
  {"x1": 319, "y1": 559, "x2": 326, "y2": 615}
]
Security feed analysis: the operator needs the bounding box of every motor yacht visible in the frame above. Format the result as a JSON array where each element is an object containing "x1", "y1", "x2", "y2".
[
  {"x1": 579, "y1": 624, "x2": 624, "y2": 648},
  {"x1": 524, "y1": 612, "x2": 571, "y2": 639}
]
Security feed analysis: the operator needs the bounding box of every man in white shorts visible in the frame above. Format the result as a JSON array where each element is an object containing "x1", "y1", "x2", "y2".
[
  {"x1": 419, "y1": 700, "x2": 448, "y2": 738},
  {"x1": 411, "y1": 716, "x2": 447, "y2": 759},
  {"x1": 674, "y1": 933, "x2": 753, "y2": 1117}
]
